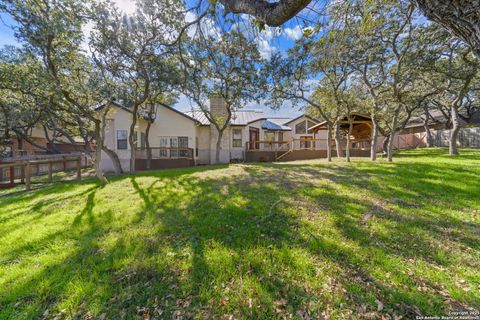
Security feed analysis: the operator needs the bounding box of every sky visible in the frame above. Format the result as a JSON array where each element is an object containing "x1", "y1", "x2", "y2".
[{"x1": 0, "y1": 0, "x2": 322, "y2": 118}]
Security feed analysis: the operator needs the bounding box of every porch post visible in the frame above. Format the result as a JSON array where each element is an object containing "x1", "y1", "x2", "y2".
[
  {"x1": 9, "y1": 165, "x2": 14, "y2": 185},
  {"x1": 76, "y1": 157, "x2": 82, "y2": 180},
  {"x1": 48, "y1": 161, "x2": 53, "y2": 183}
]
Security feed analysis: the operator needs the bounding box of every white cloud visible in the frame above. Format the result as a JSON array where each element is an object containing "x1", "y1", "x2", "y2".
[
  {"x1": 112, "y1": 0, "x2": 137, "y2": 15},
  {"x1": 256, "y1": 27, "x2": 281, "y2": 59},
  {"x1": 80, "y1": 21, "x2": 94, "y2": 52},
  {"x1": 284, "y1": 25, "x2": 303, "y2": 41},
  {"x1": 185, "y1": 12, "x2": 219, "y2": 39},
  {"x1": 256, "y1": 38, "x2": 277, "y2": 60},
  {"x1": 261, "y1": 28, "x2": 275, "y2": 40},
  {"x1": 80, "y1": 0, "x2": 136, "y2": 51}
]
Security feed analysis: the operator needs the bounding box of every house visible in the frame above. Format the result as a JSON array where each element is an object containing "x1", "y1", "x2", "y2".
[
  {"x1": 401, "y1": 108, "x2": 480, "y2": 134},
  {"x1": 96, "y1": 101, "x2": 199, "y2": 172},
  {"x1": 0, "y1": 124, "x2": 86, "y2": 158},
  {"x1": 0, "y1": 125, "x2": 47, "y2": 158},
  {"x1": 96, "y1": 98, "x2": 334, "y2": 171},
  {"x1": 391, "y1": 109, "x2": 480, "y2": 150},
  {"x1": 185, "y1": 97, "x2": 324, "y2": 164}
]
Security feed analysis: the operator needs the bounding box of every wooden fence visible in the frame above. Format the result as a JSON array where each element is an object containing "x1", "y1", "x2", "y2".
[
  {"x1": 0, "y1": 153, "x2": 90, "y2": 190},
  {"x1": 378, "y1": 127, "x2": 480, "y2": 150}
]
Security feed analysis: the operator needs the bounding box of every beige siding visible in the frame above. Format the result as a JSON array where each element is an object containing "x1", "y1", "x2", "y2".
[
  {"x1": 196, "y1": 126, "x2": 210, "y2": 165},
  {"x1": 148, "y1": 107, "x2": 196, "y2": 149},
  {"x1": 208, "y1": 125, "x2": 232, "y2": 164},
  {"x1": 229, "y1": 126, "x2": 246, "y2": 161},
  {"x1": 101, "y1": 108, "x2": 139, "y2": 171},
  {"x1": 100, "y1": 105, "x2": 197, "y2": 172},
  {"x1": 285, "y1": 116, "x2": 327, "y2": 149}
]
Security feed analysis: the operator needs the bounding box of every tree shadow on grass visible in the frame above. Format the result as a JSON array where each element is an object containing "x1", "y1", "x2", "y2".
[
  {"x1": 123, "y1": 162, "x2": 479, "y2": 318},
  {"x1": 392, "y1": 147, "x2": 480, "y2": 160},
  {"x1": 0, "y1": 157, "x2": 479, "y2": 319}
]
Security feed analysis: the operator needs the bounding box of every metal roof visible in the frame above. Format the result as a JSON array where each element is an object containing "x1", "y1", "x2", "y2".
[
  {"x1": 185, "y1": 110, "x2": 266, "y2": 125},
  {"x1": 95, "y1": 101, "x2": 198, "y2": 123},
  {"x1": 283, "y1": 114, "x2": 320, "y2": 125},
  {"x1": 99, "y1": 103, "x2": 313, "y2": 130},
  {"x1": 261, "y1": 120, "x2": 292, "y2": 131},
  {"x1": 405, "y1": 109, "x2": 454, "y2": 128}
]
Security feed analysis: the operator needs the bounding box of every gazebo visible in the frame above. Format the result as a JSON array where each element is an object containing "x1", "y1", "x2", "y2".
[{"x1": 308, "y1": 113, "x2": 373, "y2": 151}]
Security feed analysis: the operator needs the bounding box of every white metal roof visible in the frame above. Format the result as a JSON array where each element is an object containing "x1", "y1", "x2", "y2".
[
  {"x1": 185, "y1": 110, "x2": 266, "y2": 125},
  {"x1": 261, "y1": 120, "x2": 292, "y2": 131}
]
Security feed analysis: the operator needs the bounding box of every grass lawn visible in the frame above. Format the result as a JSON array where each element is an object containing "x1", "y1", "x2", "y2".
[{"x1": 0, "y1": 148, "x2": 479, "y2": 319}]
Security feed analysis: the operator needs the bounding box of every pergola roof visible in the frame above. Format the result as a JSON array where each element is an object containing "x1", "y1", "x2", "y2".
[
  {"x1": 308, "y1": 113, "x2": 373, "y2": 141},
  {"x1": 308, "y1": 113, "x2": 372, "y2": 131}
]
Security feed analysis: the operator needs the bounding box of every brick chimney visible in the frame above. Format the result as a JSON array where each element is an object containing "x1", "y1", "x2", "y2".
[
  {"x1": 208, "y1": 95, "x2": 229, "y2": 164},
  {"x1": 209, "y1": 96, "x2": 228, "y2": 120}
]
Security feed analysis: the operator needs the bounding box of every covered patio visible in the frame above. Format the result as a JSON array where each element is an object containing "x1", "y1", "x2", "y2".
[
  {"x1": 309, "y1": 112, "x2": 373, "y2": 152},
  {"x1": 245, "y1": 113, "x2": 373, "y2": 162}
]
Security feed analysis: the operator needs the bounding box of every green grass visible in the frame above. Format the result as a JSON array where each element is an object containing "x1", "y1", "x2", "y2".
[{"x1": 0, "y1": 148, "x2": 479, "y2": 319}]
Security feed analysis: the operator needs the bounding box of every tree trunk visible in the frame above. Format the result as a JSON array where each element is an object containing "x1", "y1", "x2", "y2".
[
  {"x1": 220, "y1": 0, "x2": 312, "y2": 27},
  {"x1": 386, "y1": 112, "x2": 399, "y2": 162},
  {"x1": 449, "y1": 105, "x2": 460, "y2": 155},
  {"x1": 326, "y1": 124, "x2": 332, "y2": 162},
  {"x1": 146, "y1": 121, "x2": 152, "y2": 170},
  {"x1": 415, "y1": 0, "x2": 480, "y2": 57},
  {"x1": 13, "y1": 130, "x2": 48, "y2": 152},
  {"x1": 345, "y1": 116, "x2": 353, "y2": 162},
  {"x1": 94, "y1": 121, "x2": 108, "y2": 185},
  {"x1": 102, "y1": 146, "x2": 123, "y2": 175},
  {"x1": 370, "y1": 115, "x2": 378, "y2": 161},
  {"x1": 43, "y1": 126, "x2": 61, "y2": 154},
  {"x1": 334, "y1": 120, "x2": 342, "y2": 158},
  {"x1": 423, "y1": 105, "x2": 433, "y2": 147},
  {"x1": 99, "y1": 109, "x2": 122, "y2": 175},
  {"x1": 129, "y1": 106, "x2": 139, "y2": 173},
  {"x1": 382, "y1": 134, "x2": 390, "y2": 156},
  {"x1": 215, "y1": 130, "x2": 224, "y2": 164}
]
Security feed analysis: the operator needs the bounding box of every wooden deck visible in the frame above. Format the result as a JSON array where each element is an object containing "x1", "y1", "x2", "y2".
[
  {"x1": 245, "y1": 138, "x2": 371, "y2": 162},
  {"x1": 134, "y1": 147, "x2": 195, "y2": 170}
]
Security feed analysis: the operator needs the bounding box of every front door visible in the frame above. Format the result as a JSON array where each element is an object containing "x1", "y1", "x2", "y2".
[{"x1": 249, "y1": 128, "x2": 259, "y2": 150}]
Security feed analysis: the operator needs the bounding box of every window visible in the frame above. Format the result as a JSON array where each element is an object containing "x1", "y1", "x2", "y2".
[
  {"x1": 159, "y1": 137, "x2": 168, "y2": 157},
  {"x1": 178, "y1": 136, "x2": 189, "y2": 157},
  {"x1": 295, "y1": 119, "x2": 317, "y2": 134},
  {"x1": 159, "y1": 136, "x2": 189, "y2": 158},
  {"x1": 295, "y1": 121, "x2": 306, "y2": 134},
  {"x1": 117, "y1": 130, "x2": 128, "y2": 149},
  {"x1": 278, "y1": 132, "x2": 284, "y2": 142},
  {"x1": 170, "y1": 137, "x2": 178, "y2": 157},
  {"x1": 232, "y1": 129, "x2": 242, "y2": 147},
  {"x1": 264, "y1": 131, "x2": 275, "y2": 142}
]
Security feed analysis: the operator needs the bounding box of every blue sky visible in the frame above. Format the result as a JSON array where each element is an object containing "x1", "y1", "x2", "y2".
[
  {"x1": 0, "y1": 13, "x2": 17, "y2": 48},
  {"x1": 0, "y1": 0, "x2": 321, "y2": 118}
]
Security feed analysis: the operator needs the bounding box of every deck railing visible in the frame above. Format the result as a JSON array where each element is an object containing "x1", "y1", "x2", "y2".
[
  {"x1": 246, "y1": 138, "x2": 371, "y2": 152},
  {"x1": 245, "y1": 140, "x2": 291, "y2": 151},
  {"x1": 135, "y1": 147, "x2": 194, "y2": 159}
]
